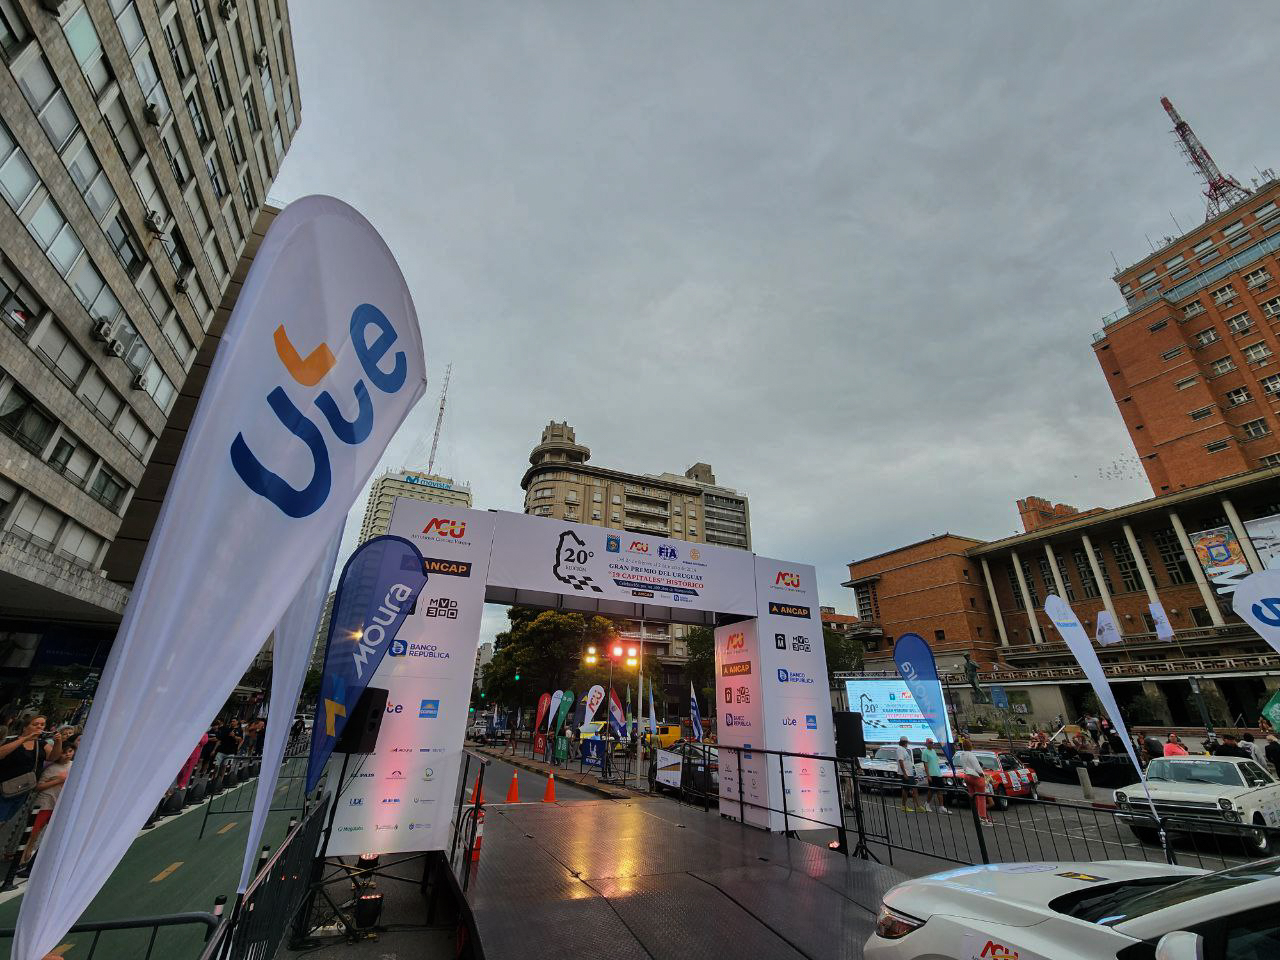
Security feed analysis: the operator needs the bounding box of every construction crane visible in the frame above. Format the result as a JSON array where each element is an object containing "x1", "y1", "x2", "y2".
[
  {"x1": 1161, "y1": 96, "x2": 1252, "y2": 221},
  {"x1": 427, "y1": 363, "x2": 451, "y2": 475}
]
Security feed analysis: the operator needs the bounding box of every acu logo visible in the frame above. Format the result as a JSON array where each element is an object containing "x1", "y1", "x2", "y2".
[
  {"x1": 423, "y1": 517, "x2": 467, "y2": 538},
  {"x1": 775, "y1": 571, "x2": 801, "y2": 588},
  {"x1": 230, "y1": 305, "x2": 408, "y2": 518}
]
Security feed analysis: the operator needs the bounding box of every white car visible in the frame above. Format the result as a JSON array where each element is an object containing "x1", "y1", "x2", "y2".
[
  {"x1": 1114, "y1": 755, "x2": 1280, "y2": 856},
  {"x1": 866, "y1": 855, "x2": 1280, "y2": 960},
  {"x1": 860, "y1": 745, "x2": 955, "y2": 791}
]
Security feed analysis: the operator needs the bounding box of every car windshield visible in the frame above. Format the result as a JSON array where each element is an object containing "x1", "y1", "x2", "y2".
[
  {"x1": 1146, "y1": 758, "x2": 1244, "y2": 787},
  {"x1": 874, "y1": 746, "x2": 899, "y2": 761},
  {"x1": 976, "y1": 754, "x2": 999, "y2": 771},
  {"x1": 1078, "y1": 859, "x2": 1280, "y2": 926}
]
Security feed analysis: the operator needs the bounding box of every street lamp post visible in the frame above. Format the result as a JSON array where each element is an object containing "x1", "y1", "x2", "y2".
[{"x1": 583, "y1": 641, "x2": 637, "y2": 782}]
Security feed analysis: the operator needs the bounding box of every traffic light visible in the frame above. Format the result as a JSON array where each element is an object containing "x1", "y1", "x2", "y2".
[
  {"x1": 480, "y1": 691, "x2": 486, "y2": 699},
  {"x1": 469, "y1": 706, "x2": 475, "y2": 714},
  {"x1": 514, "y1": 673, "x2": 520, "y2": 681}
]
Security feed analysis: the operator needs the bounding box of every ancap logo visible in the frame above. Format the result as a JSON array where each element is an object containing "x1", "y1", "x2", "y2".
[
  {"x1": 775, "y1": 571, "x2": 801, "y2": 588},
  {"x1": 722, "y1": 661, "x2": 751, "y2": 676},
  {"x1": 726, "y1": 633, "x2": 745, "y2": 651},
  {"x1": 423, "y1": 517, "x2": 466, "y2": 538},
  {"x1": 231, "y1": 305, "x2": 409, "y2": 518},
  {"x1": 768, "y1": 601, "x2": 811, "y2": 619}
]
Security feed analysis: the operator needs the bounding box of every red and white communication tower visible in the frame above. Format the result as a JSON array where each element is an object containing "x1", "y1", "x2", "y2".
[{"x1": 1161, "y1": 96, "x2": 1252, "y2": 221}]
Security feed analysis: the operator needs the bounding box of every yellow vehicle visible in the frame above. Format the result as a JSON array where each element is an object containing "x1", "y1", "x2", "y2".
[{"x1": 646, "y1": 724, "x2": 682, "y2": 749}]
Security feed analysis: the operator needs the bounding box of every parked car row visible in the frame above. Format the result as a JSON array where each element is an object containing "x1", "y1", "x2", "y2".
[{"x1": 857, "y1": 745, "x2": 1039, "y2": 808}]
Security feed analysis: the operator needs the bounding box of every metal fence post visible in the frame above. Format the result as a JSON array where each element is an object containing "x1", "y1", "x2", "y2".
[
  {"x1": 778, "y1": 752, "x2": 790, "y2": 837},
  {"x1": 969, "y1": 786, "x2": 990, "y2": 864},
  {"x1": 703, "y1": 743, "x2": 711, "y2": 812},
  {"x1": 833, "y1": 756, "x2": 849, "y2": 856},
  {"x1": 1160, "y1": 820, "x2": 1178, "y2": 866},
  {"x1": 737, "y1": 746, "x2": 745, "y2": 825}
]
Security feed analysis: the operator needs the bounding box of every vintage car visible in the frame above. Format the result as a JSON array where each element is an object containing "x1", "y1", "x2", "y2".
[
  {"x1": 858, "y1": 745, "x2": 956, "y2": 793},
  {"x1": 1114, "y1": 755, "x2": 1280, "y2": 855}
]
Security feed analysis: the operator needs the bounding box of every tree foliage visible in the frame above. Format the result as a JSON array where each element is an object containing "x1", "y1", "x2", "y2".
[
  {"x1": 685, "y1": 626, "x2": 715, "y2": 703},
  {"x1": 823, "y1": 627, "x2": 863, "y2": 676},
  {"x1": 482, "y1": 607, "x2": 616, "y2": 708}
]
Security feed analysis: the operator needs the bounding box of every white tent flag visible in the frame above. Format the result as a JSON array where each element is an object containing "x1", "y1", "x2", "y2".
[
  {"x1": 237, "y1": 524, "x2": 342, "y2": 892},
  {"x1": 1149, "y1": 601, "x2": 1175, "y2": 642},
  {"x1": 547, "y1": 690, "x2": 564, "y2": 732},
  {"x1": 581, "y1": 684, "x2": 605, "y2": 727},
  {"x1": 15, "y1": 196, "x2": 426, "y2": 960},
  {"x1": 1232, "y1": 569, "x2": 1280, "y2": 656},
  {"x1": 1045, "y1": 596, "x2": 1160, "y2": 822},
  {"x1": 1095, "y1": 610, "x2": 1122, "y2": 646}
]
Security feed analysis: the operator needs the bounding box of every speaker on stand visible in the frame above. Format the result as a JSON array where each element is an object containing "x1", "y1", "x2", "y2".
[
  {"x1": 833, "y1": 711, "x2": 875, "y2": 861},
  {"x1": 335, "y1": 686, "x2": 388, "y2": 755}
]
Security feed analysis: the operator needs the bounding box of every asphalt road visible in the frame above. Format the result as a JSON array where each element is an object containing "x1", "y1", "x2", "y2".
[{"x1": 466, "y1": 753, "x2": 599, "y2": 804}]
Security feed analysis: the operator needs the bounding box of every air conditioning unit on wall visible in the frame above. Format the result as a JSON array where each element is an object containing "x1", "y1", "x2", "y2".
[
  {"x1": 107, "y1": 339, "x2": 125, "y2": 358},
  {"x1": 131, "y1": 373, "x2": 147, "y2": 390},
  {"x1": 92, "y1": 319, "x2": 113, "y2": 341}
]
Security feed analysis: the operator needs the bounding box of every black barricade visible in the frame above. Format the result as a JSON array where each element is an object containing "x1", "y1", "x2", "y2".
[{"x1": 0, "y1": 912, "x2": 220, "y2": 960}]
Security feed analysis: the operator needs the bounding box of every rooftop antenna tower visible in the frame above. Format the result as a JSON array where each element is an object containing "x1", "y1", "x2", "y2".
[
  {"x1": 427, "y1": 363, "x2": 451, "y2": 475},
  {"x1": 1161, "y1": 96, "x2": 1252, "y2": 221}
]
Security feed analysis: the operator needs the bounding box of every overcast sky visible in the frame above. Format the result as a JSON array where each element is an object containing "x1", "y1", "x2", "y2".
[{"x1": 271, "y1": 1, "x2": 1278, "y2": 643}]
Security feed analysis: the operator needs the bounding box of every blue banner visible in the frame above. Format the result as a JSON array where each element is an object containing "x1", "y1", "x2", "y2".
[
  {"x1": 892, "y1": 632, "x2": 953, "y2": 762},
  {"x1": 305, "y1": 536, "x2": 428, "y2": 790},
  {"x1": 581, "y1": 738, "x2": 604, "y2": 768}
]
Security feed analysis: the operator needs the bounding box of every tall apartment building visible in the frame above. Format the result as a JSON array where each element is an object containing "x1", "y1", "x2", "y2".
[
  {"x1": 357, "y1": 469, "x2": 472, "y2": 544},
  {"x1": 0, "y1": 1, "x2": 298, "y2": 679},
  {"x1": 521, "y1": 421, "x2": 752, "y2": 550},
  {"x1": 1093, "y1": 180, "x2": 1280, "y2": 493}
]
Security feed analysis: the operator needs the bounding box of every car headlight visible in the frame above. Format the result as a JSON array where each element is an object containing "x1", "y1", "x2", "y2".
[
  {"x1": 1218, "y1": 798, "x2": 1234, "y2": 811},
  {"x1": 1115, "y1": 791, "x2": 1127, "y2": 806},
  {"x1": 875, "y1": 904, "x2": 925, "y2": 940}
]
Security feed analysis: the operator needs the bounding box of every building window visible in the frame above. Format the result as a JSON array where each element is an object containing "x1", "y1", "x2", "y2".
[
  {"x1": 1054, "y1": 553, "x2": 1075, "y2": 601},
  {"x1": 1190, "y1": 606, "x2": 1214, "y2": 627},
  {"x1": 1206, "y1": 439, "x2": 1231, "y2": 453},
  {"x1": 1193, "y1": 329, "x2": 1219, "y2": 347},
  {"x1": 933, "y1": 629, "x2": 945, "y2": 644},
  {"x1": 1109, "y1": 538, "x2": 1142, "y2": 593},
  {"x1": 0, "y1": 383, "x2": 54, "y2": 454},
  {"x1": 208, "y1": 55, "x2": 230, "y2": 111},
  {"x1": 1189, "y1": 406, "x2": 1213, "y2": 421},
  {"x1": 163, "y1": 20, "x2": 192, "y2": 79},
  {"x1": 34, "y1": 322, "x2": 88, "y2": 387},
  {"x1": 1243, "y1": 341, "x2": 1273, "y2": 364},
  {"x1": 1152, "y1": 528, "x2": 1192, "y2": 585},
  {"x1": 0, "y1": 122, "x2": 37, "y2": 209},
  {"x1": 611, "y1": 512, "x2": 619, "y2": 523},
  {"x1": 205, "y1": 152, "x2": 228, "y2": 198},
  {"x1": 9, "y1": 495, "x2": 63, "y2": 550},
  {"x1": 1139, "y1": 269, "x2": 1158, "y2": 284},
  {"x1": 591, "y1": 511, "x2": 600, "y2": 520},
  {"x1": 1226, "y1": 386, "x2": 1253, "y2": 406},
  {"x1": 1261, "y1": 374, "x2": 1280, "y2": 396},
  {"x1": 1211, "y1": 356, "x2": 1237, "y2": 375},
  {"x1": 1148, "y1": 320, "x2": 1168, "y2": 332},
  {"x1": 0, "y1": 261, "x2": 39, "y2": 338},
  {"x1": 186, "y1": 92, "x2": 211, "y2": 145},
  {"x1": 1262, "y1": 453, "x2": 1280, "y2": 467},
  {"x1": 105, "y1": 214, "x2": 144, "y2": 277},
  {"x1": 48, "y1": 433, "x2": 93, "y2": 487},
  {"x1": 103, "y1": 97, "x2": 143, "y2": 167},
  {"x1": 1160, "y1": 347, "x2": 1183, "y2": 361},
  {"x1": 88, "y1": 465, "x2": 126, "y2": 511},
  {"x1": 62, "y1": 134, "x2": 117, "y2": 225},
  {"x1": 1183, "y1": 301, "x2": 1206, "y2": 319},
  {"x1": 79, "y1": 368, "x2": 123, "y2": 426},
  {"x1": 17, "y1": 56, "x2": 79, "y2": 151},
  {"x1": 854, "y1": 582, "x2": 880, "y2": 621},
  {"x1": 226, "y1": 118, "x2": 246, "y2": 164},
  {"x1": 1226, "y1": 312, "x2": 1254, "y2": 334},
  {"x1": 1037, "y1": 555, "x2": 1055, "y2": 597},
  {"x1": 1242, "y1": 417, "x2": 1271, "y2": 439},
  {"x1": 243, "y1": 91, "x2": 260, "y2": 132},
  {"x1": 63, "y1": 5, "x2": 112, "y2": 97},
  {"x1": 1164, "y1": 254, "x2": 1184, "y2": 269},
  {"x1": 1244, "y1": 268, "x2": 1271, "y2": 289},
  {"x1": 1212, "y1": 283, "x2": 1237, "y2": 305},
  {"x1": 1005, "y1": 564, "x2": 1023, "y2": 608},
  {"x1": 1260, "y1": 296, "x2": 1280, "y2": 318}
]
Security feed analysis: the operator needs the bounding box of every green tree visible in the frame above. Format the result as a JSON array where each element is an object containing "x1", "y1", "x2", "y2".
[
  {"x1": 685, "y1": 626, "x2": 715, "y2": 703},
  {"x1": 823, "y1": 627, "x2": 863, "y2": 677},
  {"x1": 482, "y1": 606, "x2": 616, "y2": 710}
]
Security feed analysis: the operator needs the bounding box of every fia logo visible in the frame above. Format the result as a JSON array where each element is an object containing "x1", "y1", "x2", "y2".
[
  {"x1": 231, "y1": 306, "x2": 409, "y2": 518},
  {"x1": 423, "y1": 517, "x2": 466, "y2": 538},
  {"x1": 658, "y1": 544, "x2": 678, "y2": 560}
]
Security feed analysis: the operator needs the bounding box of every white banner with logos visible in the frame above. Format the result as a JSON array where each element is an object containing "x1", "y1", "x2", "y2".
[
  {"x1": 325, "y1": 502, "x2": 496, "y2": 856},
  {"x1": 486, "y1": 511, "x2": 757, "y2": 615},
  {"x1": 754, "y1": 557, "x2": 839, "y2": 831},
  {"x1": 1245, "y1": 513, "x2": 1280, "y2": 570},
  {"x1": 714, "y1": 620, "x2": 772, "y2": 828},
  {"x1": 14, "y1": 197, "x2": 426, "y2": 960}
]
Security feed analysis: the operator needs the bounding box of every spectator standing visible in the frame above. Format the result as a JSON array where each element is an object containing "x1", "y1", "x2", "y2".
[
  {"x1": 1241, "y1": 733, "x2": 1266, "y2": 767},
  {"x1": 216, "y1": 719, "x2": 244, "y2": 767},
  {"x1": 1143, "y1": 735, "x2": 1165, "y2": 760},
  {"x1": 921, "y1": 739, "x2": 949, "y2": 814},
  {"x1": 1211, "y1": 732, "x2": 1251, "y2": 758},
  {"x1": 953, "y1": 747, "x2": 993, "y2": 826},
  {"x1": 18, "y1": 742, "x2": 73, "y2": 876},
  {"x1": 1164, "y1": 734, "x2": 1188, "y2": 756},
  {"x1": 895, "y1": 737, "x2": 921, "y2": 813},
  {"x1": 1265, "y1": 733, "x2": 1280, "y2": 778},
  {"x1": 0, "y1": 716, "x2": 63, "y2": 859}
]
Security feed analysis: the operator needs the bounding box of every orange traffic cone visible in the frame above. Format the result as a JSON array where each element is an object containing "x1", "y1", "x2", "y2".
[
  {"x1": 471, "y1": 807, "x2": 484, "y2": 861},
  {"x1": 542, "y1": 773, "x2": 556, "y2": 803},
  {"x1": 470, "y1": 774, "x2": 484, "y2": 805},
  {"x1": 506, "y1": 771, "x2": 520, "y2": 803}
]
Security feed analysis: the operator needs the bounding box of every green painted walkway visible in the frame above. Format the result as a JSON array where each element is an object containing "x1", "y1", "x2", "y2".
[{"x1": 0, "y1": 773, "x2": 303, "y2": 960}]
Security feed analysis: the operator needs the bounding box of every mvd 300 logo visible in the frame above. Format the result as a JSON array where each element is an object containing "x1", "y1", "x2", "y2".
[{"x1": 230, "y1": 305, "x2": 411, "y2": 518}]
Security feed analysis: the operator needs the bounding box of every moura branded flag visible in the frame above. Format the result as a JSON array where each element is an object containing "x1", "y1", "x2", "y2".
[{"x1": 14, "y1": 197, "x2": 426, "y2": 960}]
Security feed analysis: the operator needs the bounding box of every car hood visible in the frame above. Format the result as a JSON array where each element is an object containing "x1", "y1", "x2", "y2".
[
  {"x1": 1118, "y1": 782, "x2": 1244, "y2": 802},
  {"x1": 882, "y1": 861, "x2": 1202, "y2": 928}
]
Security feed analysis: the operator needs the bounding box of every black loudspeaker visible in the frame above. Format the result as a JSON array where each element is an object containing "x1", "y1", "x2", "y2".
[
  {"x1": 335, "y1": 686, "x2": 388, "y2": 754},
  {"x1": 834, "y1": 711, "x2": 865, "y2": 760}
]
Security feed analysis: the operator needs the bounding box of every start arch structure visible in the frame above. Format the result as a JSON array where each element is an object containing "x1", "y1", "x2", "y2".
[{"x1": 325, "y1": 502, "x2": 836, "y2": 853}]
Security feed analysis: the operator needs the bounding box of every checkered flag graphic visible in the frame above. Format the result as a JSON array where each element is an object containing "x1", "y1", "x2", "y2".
[{"x1": 562, "y1": 573, "x2": 604, "y2": 593}]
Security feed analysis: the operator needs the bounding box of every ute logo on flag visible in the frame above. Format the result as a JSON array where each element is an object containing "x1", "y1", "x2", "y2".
[{"x1": 231, "y1": 304, "x2": 411, "y2": 519}]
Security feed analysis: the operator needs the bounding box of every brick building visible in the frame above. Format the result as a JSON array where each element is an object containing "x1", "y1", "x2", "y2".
[
  {"x1": 1093, "y1": 179, "x2": 1280, "y2": 493},
  {"x1": 844, "y1": 465, "x2": 1280, "y2": 730}
]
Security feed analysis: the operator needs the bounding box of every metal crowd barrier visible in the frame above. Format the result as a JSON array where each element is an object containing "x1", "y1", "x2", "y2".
[{"x1": 0, "y1": 912, "x2": 221, "y2": 960}]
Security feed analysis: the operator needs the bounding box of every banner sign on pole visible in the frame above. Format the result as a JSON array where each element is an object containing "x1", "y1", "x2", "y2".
[
  {"x1": 547, "y1": 691, "x2": 564, "y2": 733},
  {"x1": 689, "y1": 682, "x2": 704, "y2": 741},
  {"x1": 608, "y1": 688, "x2": 626, "y2": 739},
  {"x1": 1189, "y1": 525, "x2": 1251, "y2": 597},
  {"x1": 1045, "y1": 595, "x2": 1161, "y2": 826},
  {"x1": 1095, "y1": 611, "x2": 1122, "y2": 646},
  {"x1": 1232, "y1": 569, "x2": 1280, "y2": 657},
  {"x1": 1243, "y1": 514, "x2": 1280, "y2": 570},
  {"x1": 15, "y1": 195, "x2": 427, "y2": 960},
  {"x1": 582, "y1": 685, "x2": 605, "y2": 726},
  {"x1": 554, "y1": 689, "x2": 574, "y2": 733},
  {"x1": 648, "y1": 679, "x2": 658, "y2": 737},
  {"x1": 534, "y1": 693, "x2": 552, "y2": 732},
  {"x1": 892, "y1": 633, "x2": 954, "y2": 763},
  {"x1": 306, "y1": 536, "x2": 428, "y2": 791},
  {"x1": 1149, "y1": 601, "x2": 1175, "y2": 642}
]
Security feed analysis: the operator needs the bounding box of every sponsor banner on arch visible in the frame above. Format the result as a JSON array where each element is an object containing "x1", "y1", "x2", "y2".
[
  {"x1": 325, "y1": 499, "x2": 495, "y2": 856},
  {"x1": 486, "y1": 511, "x2": 757, "y2": 615},
  {"x1": 714, "y1": 620, "x2": 771, "y2": 828}
]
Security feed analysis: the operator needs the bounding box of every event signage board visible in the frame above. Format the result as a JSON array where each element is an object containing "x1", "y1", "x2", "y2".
[
  {"x1": 843, "y1": 678, "x2": 955, "y2": 744},
  {"x1": 754, "y1": 557, "x2": 838, "y2": 831},
  {"x1": 325, "y1": 500, "x2": 497, "y2": 856},
  {"x1": 1245, "y1": 513, "x2": 1280, "y2": 570},
  {"x1": 714, "y1": 619, "x2": 771, "y2": 828},
  {"x1": 486, "y1": 511, "x2": 757, "y2": 615}
]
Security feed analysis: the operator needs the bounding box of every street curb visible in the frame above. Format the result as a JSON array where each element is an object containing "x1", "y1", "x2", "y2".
[
  {"x1": 472, "y1": 747, "x2": 640, "y2": 801},
  {"x1": 1038, "y1": 791, "x2": 1117, "y2": 810}
]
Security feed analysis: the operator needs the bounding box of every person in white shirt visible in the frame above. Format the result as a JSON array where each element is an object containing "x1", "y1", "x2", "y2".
[
  {"x1": 952, "y1": 748, "x2": 993, "y2": 825},
  {"x1": 895, "y1": 737, "x2": 922, "y2": 813}
]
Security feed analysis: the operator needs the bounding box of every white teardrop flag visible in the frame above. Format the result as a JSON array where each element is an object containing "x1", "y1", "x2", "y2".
[
  {"x1": 14, "y1": 197, "x2": 426, "y2": 960},
  {"x1": 1149, "y1": 601, "x2": 1175, "y2": 642},
  {"x1": 1095, "y1": 610, "x2": 1122, "y2": 646},
  {"x1": 1232, "y1": 569, "x2": 1280, "y2": 656}
]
